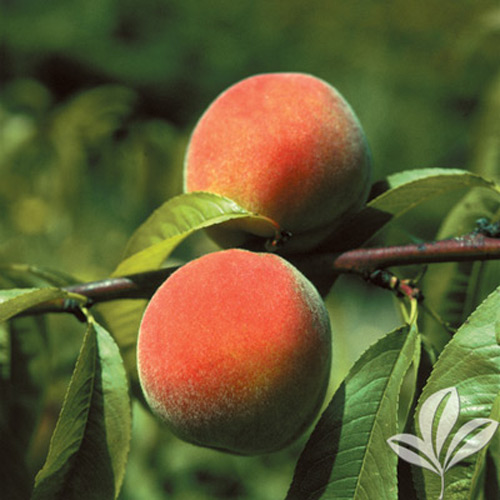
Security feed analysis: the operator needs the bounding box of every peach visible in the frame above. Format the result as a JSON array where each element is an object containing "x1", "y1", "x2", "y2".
[
  {"x1": 184, "y1": 72, "x2": 371, "y2": 252},
  {"x1": 137, "y1": 249, "x2": 331, "y2": 455}
]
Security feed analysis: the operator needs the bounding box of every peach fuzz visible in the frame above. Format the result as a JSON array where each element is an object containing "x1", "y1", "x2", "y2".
[
  {"x1": 184, "y1": 72, "x2": 371, "y2": 252},
  {"x1": 137, "y1": 249, "x2": 332, "y2": 455}
]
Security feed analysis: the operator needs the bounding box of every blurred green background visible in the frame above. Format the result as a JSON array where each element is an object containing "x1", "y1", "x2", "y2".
[{"x1": 1, "y1": 1, "x2": 499, "y2": 498}]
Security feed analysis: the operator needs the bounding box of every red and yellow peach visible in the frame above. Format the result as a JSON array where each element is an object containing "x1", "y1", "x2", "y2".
[
  {"x1": 184, "y1": 72, "x2": 371, "y2": 252},
  {"x1": 137, "y1": 249, "x2": 331, "y2": 454}
]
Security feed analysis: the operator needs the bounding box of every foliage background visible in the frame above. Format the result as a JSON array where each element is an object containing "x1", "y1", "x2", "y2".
[{"x1": 1, "y1": 1, "x2": 499, "y2": 498}]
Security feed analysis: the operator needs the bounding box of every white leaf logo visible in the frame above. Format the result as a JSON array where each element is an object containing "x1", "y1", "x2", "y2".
[{"x1": 387, "y1": 386, "x2": 499, "y2": 500}]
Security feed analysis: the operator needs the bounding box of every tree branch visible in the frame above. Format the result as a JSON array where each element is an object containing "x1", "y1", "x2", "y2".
[
  {"x1": 332, "y1": 233, "x2": 500, "y2": 273},
  {"x1": 14, "y1": 231, "x2": 500, "y2": 317}
]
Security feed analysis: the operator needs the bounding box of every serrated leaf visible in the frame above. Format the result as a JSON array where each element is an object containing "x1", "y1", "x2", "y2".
[
  {"x1": 32, "y1": 316, "x2": 131, "y2": 500},
  {"x1": 413, "y1": 286, "x2": 500, "y2": 499},
  {"x1": 286, "y1": 321, "x2": 420, "y2": 500},
  {"x1": 113, "y1": 191, "x2": 278, "y2": 276},
  {"x1": 326, "y1": 168, "x2": 499, "y2": 252}
]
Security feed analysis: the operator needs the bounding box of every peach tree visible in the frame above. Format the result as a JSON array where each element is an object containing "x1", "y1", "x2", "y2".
[{"x1": 1, "y1": 73, "x2": 500, "y2": 499}]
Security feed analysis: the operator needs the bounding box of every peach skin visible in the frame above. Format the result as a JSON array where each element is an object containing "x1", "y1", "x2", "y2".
[
  {"x1": 137, "y1": 249, "x2": 332, "y2": 455},
  {"x1": 184, "y1": 72, "x2": 371, "y2": 252}
]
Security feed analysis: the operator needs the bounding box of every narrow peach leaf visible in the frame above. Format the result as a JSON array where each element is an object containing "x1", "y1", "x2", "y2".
[
  {"x1": 0, "y1": 288, "x2": 72, "y2": 323},
  {"x1": 32, "y1": 316, "x2": 131, "y2": 500},
  {"x1": 287, "y1": 322, "x2": 420, "y2": 500},
  {"x1": 114, "y1": 192, "x2": 278, "y2": 276},
  {"x1": 329, "y1": 168, "x2": 499, "y2": 251}
]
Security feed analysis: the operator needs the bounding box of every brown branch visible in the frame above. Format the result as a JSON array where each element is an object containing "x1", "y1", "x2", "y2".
[
  {"x1": 13, "y1": 232, "x2": 500, "y2": 317},
  {"x1": 16, "y1": 268, "x2": 179, "y2": 318},
  {"x1": 330, "y1": 233, "x2": 500, "y2": 274},
  {"x1": 67, "y1": 268, "x2": 177, "y2": 303}
]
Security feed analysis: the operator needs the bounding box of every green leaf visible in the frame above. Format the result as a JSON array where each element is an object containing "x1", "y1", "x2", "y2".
[
  {"x1": 372, "y1": 168, "x2": 497, "y2": 227},
  {"x1": 113, "y1": 191, "x2": 278, "y2": 276},
  {"x1": 89, "y1": 320, "x2": 131, "y2": 493},
  {"x1": 286, "y1": 320, "x2": 420, "y2": 500},
  {"x1": 413, "y1": 286, "x2": 500, "y2": 499},
  {"x1": 422, "y1": 187, "x2": 500, "y2": 351},
  {"x1": 327, "y1": 168, "x2": 499, "y2": 251},
  {"x1": 32, "y1": 316, "x2": 131, "y2": 500},
  {"x1": 97, "y1": 299, "x2": 147, "y2": 402},
  {"x1": 384, "y1": 168, "x2": 490, "y2": 190},
  {"x1": 0, "y1": 288, "x2": 72, "y2": 323}
]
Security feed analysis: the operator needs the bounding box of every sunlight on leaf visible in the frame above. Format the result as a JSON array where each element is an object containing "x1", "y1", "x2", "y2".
[
  {"x1": 385, "y1": 168, "x2": 492, "y2": 189},
  {"x1": 113, "y1": 191, "x2": 279, "y2": 276}
]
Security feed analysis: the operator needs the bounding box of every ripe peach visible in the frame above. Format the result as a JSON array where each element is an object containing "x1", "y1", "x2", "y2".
[
  {"x1": 184, "y1": 72, "x2": 371, "y2": 252},
  {"x1": 137, "y1": 249, "x2": 331, "y2": 455}
]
